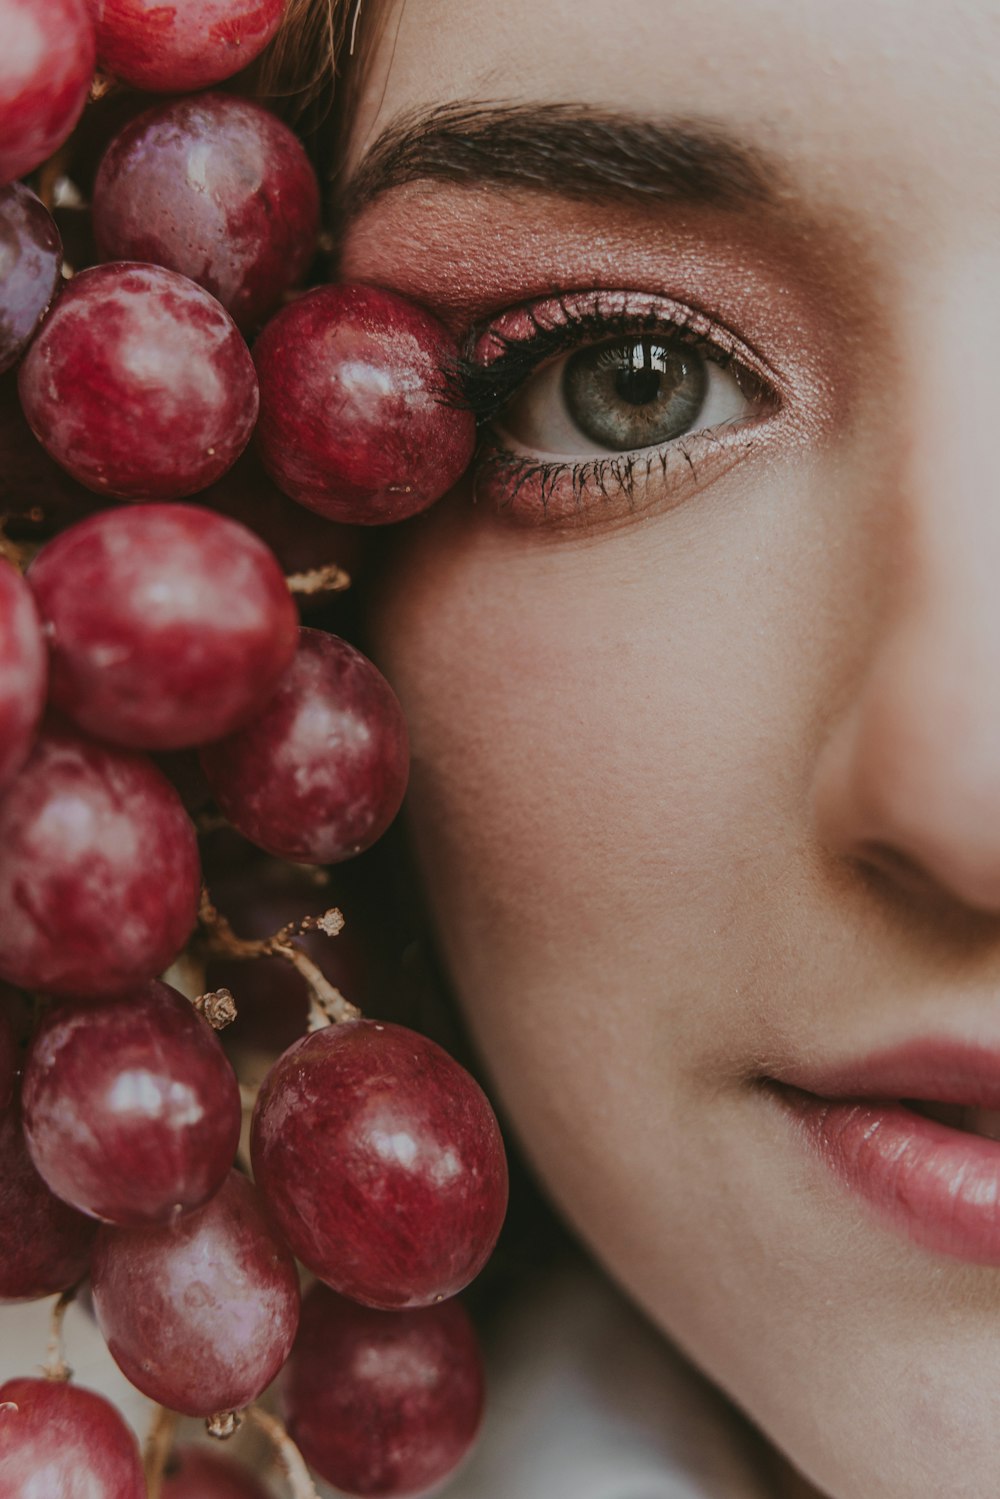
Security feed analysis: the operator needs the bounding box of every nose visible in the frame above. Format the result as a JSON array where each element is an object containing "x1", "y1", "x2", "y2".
[{"x1": 814, "y1": 259, "x2": 1000, "y2": 912}]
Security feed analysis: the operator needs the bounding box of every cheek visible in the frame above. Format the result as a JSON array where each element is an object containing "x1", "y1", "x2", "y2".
[
  {"x1": 359, "y1": 453, "x2": 883, "y2": 1389},
  {"x1": 364, "y1": 452, "x2": 861, "y2": 1080},
  {"x1": 358, "y1": 455, "x2": 908, "y2": 1484},
  {"x1": 371, "y1": 467, "x2": 857, "y2": 983}
]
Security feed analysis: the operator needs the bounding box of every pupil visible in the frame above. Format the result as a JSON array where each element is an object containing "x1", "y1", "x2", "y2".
[
  {"x1": 562, "y1": 335, "x2": 708, "y2": 453},
  {"x1": 614, "y1": 345, "x2": 664, "y2": 407}
]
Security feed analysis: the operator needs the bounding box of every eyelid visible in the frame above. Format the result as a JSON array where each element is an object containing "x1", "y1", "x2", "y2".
[
  {"x1": 471, "y1": 289, "x2": 786, "y2": 396},
  {"x1": 452, "y1": 287, "x2": 784, "y2": 530}
]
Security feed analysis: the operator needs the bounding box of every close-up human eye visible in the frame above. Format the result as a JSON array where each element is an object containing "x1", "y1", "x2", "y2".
[
  {"x1": 451, "y1": 293, "x2": 780, "y2": 520},
  {"x1": 498, "y1": 331, "x2": 756, "y2": 457},
  {"x1": 4, "y1": 1, "x2": 1000, "y2": 1498}
]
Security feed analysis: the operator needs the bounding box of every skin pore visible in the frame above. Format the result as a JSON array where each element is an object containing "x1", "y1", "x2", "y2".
[{"x1": 331, "y1": 2, "x2": 1000, "y2": 1495}]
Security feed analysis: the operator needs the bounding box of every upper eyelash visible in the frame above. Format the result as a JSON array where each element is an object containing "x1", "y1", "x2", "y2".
[
  {"x1": 435, "y1": 292, "x2": 779, "y2": 520},
  {"x1": 441, "y1": 294, "x2": 768, "y2": 429}
]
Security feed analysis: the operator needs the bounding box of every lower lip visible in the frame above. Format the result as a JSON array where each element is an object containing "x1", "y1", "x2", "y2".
[{"x1": 769, "y1": 1083, "x2": 1000, "y2": 1264}]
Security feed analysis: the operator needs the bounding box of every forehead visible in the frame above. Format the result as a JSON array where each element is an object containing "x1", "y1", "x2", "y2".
[{"x1": 347, "y1": 0, "x2": 1000, "y2": 240}]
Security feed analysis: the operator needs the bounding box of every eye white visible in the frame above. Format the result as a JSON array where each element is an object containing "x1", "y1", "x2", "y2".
[{"x1": 494, "y1": 346, "x2": 756, "y2": 459}]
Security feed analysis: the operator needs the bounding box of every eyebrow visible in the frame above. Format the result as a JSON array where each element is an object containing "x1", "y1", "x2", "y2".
[{"x1": 340, "y1": 101, "x2": 784, "y2": 220}]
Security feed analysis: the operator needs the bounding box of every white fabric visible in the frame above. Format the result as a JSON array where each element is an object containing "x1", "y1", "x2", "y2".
[{"x1": 0, "y1": 1262, "x2": 771, "y2": 1498}]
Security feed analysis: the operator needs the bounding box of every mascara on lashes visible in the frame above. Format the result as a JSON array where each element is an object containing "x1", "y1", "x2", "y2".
[{"x1": 440, "y1": 290, "x2": 778, "y2": 516}]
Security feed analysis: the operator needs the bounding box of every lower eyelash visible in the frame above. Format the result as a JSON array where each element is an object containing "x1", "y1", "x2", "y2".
[
  {"x1": 447, "y1": 290, "x2": 778, "y2": 519},
  {"x1": 474, "y1": 430, "x2": 719, "y2": 517}
]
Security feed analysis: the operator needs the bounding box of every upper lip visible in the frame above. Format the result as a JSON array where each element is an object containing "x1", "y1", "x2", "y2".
[{"x1": 766, "y1": 1036, "x2": 1000, "y2": 1109}]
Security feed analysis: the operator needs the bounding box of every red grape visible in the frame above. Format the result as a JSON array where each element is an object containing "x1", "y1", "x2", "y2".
[
  {"x1": 0, "y1": 561, "x2": 46, "y2": 795},
  {"x1": 0, "y1": 184, "x2": 63, "y2": 374},
  {"x1": 91, "y1": 1170, "x2": 300, "y2": 1416},
  {"x1": 22, "y1": 979, "x2": 241, "y2": 1226},
  {"x1": 93, "y1": 93, "x2": 320, "y2": 332},
  {"x1": 286, "y1": 1284, "x2": 486, "y2": 1498},
  {"x1": 0, "y1": 1377, "x2": 145, "y2": 1498},
  {"x1": 28, "y1": 504, "x2": 299, "y2": 750},
  {"x1": 0, "y1": 722, "x2": 200, "y2": 998},
  {"x1": 0, "y1": 0, "x2": 95, "y2": 186},
  {"x1": 251, "y1": 1020, "x2": 508, "y2": 1309},
  {"x1": 253, "y1": 283, "x2": 476, "y2": 523},
  {"x1": 0, "y1": 1101, "x2": 95, "y2": 1301},
  {"x1": 18, "y1": 262, "x2": 259, "y2": 501},
  {"x1": 162, "y1": 1446, "x2": 273, "y2": 1499},
  {"x1": 96, "y1": 0, "x2": 284, "y2": 91},
  {"x1": 200, "y1": 627, "x2": 409, "y2": 865}
]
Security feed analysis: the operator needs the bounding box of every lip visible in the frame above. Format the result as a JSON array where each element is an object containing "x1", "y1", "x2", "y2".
[{"x1": 766, "y1": 1038, "x2": 1000, "y2": 1265}]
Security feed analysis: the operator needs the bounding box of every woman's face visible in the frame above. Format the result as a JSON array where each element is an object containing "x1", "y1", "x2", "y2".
[{"x1": 338, "y1": 3, "x2": 1000, "y2": 1495}]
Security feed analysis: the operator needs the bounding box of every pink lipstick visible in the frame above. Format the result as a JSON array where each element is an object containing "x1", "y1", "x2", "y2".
[{"x1": 766, "y1": 1038, "x2": 1000, "y2": 1264}]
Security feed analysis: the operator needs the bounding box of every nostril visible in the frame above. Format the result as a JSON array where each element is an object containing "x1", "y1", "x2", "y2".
[
  {"x1": 854, "y1": 834, "x2": 1000, "y2": 918},
  {"x1": 855, "y1": 841, "x2": 942, "y2": 900},
  {"x1": 813, "y1": 651, "x2": 1000, "y2": 917}
]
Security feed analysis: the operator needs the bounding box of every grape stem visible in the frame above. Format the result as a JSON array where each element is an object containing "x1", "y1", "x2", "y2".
[
  {"x1": 42, "y1": 1286, "x2": 77, "y2": 1383},
  {"x1": 197, "y1": 888, "x2": 360, "y2": 1029},
  {"x1": 194, "y1": 809, "x2": 231, "y2": 835},
  {"x1": 247, "y1": 1405, "x2": 322, "y2": 1499},
  {"x1": 192, "y1": 986, "x2": 238, "y2": 1030},
  {"x1": 89, "y1": 73, "x2": 114, "y2": 101},
  {"x1": 206, "y1": 1409, "x2": 243, "y2": 1439},
  {"x1": 285, "y1": 562, "x2": 352, "y2": 596},
  {"x1": 143, "y1": 1404, "x2": 179, "y2": 1499}
]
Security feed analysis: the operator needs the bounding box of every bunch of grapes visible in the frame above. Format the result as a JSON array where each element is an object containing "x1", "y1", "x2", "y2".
[{"x1": 0, "y1": 3, "x2": 505, "y2": 1497}]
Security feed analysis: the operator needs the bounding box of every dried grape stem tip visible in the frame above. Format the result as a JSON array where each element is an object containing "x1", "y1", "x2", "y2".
[
  {"x1": 206, "y1": 1408, "x2": 242, "y2": 1440},
  {"x1": 193, "y1": 987, "x2": 238, "y2": 1030},
  {"x1": 197, "y1": 888, "x2": 360, "y2": 1028},
  {"x1": 0, "y1": 523, "x2": 31, "y2": 573},
  {"x1": 285, "y1": 562, "x2": 352, "y2": 596}
]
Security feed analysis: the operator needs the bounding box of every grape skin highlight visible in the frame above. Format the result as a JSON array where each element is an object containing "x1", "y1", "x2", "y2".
[
  {"x1": 0, "y1": 0, "x2": 95, "y2": 185},
  {"x1": 0, "y1": 1377, "x2": 145, "y2": 1499},
  {"x1": 28, "y1": 503, "x2": 300, "y2": 750},
  {"x1": 253, "y1": 282, "x2": 477, "y2": 523},
  {"x1": 200, "y1": 627, "x2": 410, "y2": 865},
  {"x1": 18, "y1": 262, "x2": 259, "y2": 502},
  {"x1": 96, "y1": 0, "x2": 285, "y2": 92},
  {"x1": 22, "y1": 980, "x2": 242, "y2": 1227},
  {"x1": 286, "y1": 1284, "x2": 486, "y2": 1499},
  {"x1": 0, "y1": 722, "x2": 201, "y2": 999},
  {"x1": 92, "y1": 1170, "x2": 301, "y2": 1417},
  {"x1": 251, "y1": 1019, "x2": 509, "y2": 1309},
  {"x1": 93, "y1": 93, "x2": 321, "y2": 333}
]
